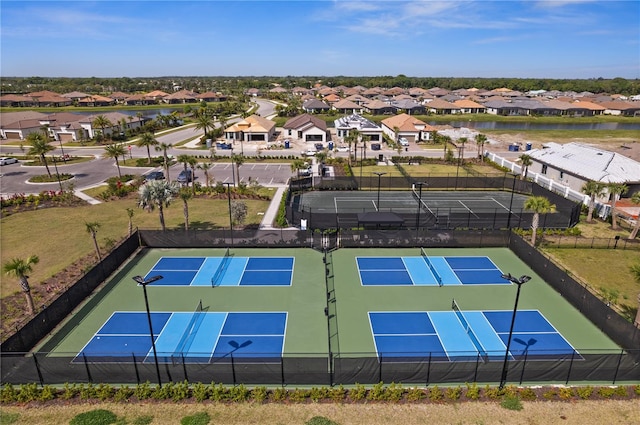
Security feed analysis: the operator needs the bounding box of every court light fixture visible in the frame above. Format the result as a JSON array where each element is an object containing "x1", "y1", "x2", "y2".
[
  {"x1": 373, "y1": 172, "x2": 387, "y2": 211},
  {"x1": 499, "y1": 273, "x2": 531, "y2": 389},
  {"x1": 133, "y1": 274, "x2": 164, "y2": 388}
]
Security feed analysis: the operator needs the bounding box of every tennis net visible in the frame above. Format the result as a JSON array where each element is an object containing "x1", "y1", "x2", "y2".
[
  {"x1": 173, "y1": 299, "x2": 206, "y2": 359},
  {"x1": 451, "y1": 298, "x2": 487, "y2": 361},
  {"x1": 420, "y1": 247, "x2": 442, "y2": 286},
  {"x1": 211, "y1": 248, "x2": 231, "y2": 287}
]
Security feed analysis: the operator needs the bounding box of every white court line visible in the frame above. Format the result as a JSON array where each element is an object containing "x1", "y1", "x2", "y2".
[{"x1": 457, "y1": 200, "x2": 479, "y2": 217}]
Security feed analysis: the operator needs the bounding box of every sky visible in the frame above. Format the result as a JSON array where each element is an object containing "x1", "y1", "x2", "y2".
[{"x1": 1, "y1": 0, "x2": 639, "y2": 79}]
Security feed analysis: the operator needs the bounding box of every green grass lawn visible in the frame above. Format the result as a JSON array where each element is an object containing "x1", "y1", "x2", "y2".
[{"x1": 0, "y1": 197, "x2": 271, "y2": 298}]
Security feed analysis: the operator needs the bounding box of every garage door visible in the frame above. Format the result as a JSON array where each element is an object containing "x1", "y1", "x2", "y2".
[{"x1": 59, "y1": 133, "x2": 74, "y2": 142}]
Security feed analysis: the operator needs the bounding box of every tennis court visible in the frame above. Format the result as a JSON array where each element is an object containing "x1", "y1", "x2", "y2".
[
  {"x1": 357, "y1": 251, "x2": 506, "y2": 286},
  {"x1": 75, "y1": 308, "x2": 287, "y2": 364},
  {"x1": 144, "y1": 252, "x2": 294, "y2": 287},
  {"x1": 369, "y1": 303, "x2": 579, "y2": 362}
]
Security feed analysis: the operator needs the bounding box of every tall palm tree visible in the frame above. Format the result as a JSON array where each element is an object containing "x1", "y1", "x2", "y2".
[
  {"x1": 441, "y1": 134, "x2": 451, "y2": 159},
  {"x1": 519, "y1": 154, "x2": 533, "y2": 179},
  {"x1": 607, "y1": 183, "x2": 628, "y2": 230},
  {"x1": 103, "y1": 143, "x2": 127, "y2": 177},
  {"x1": 179, "y1": 187, "x2": 193, "y2": 231},
  {"x1": 344, "y1": 129, "x2": 360, "y2": 165},
  {"x1": 85, "y1": 221, "x2": 102, "y2": 261},
  {"x1": 457, "y1": 137, "x2": 467, "y2": 165},
  {"x1": 136, "y1": 132, "x2": 159, "y2": 165},
  {"x1": 187, "y1": 157, "x2": 198, "y2": 195},
  {"x1": 176, "y1": 154, "x2": 192, "y2": 174},
  {"x1": 155, "y1": 142, "x2": 173, "y2": 181},
  {"x1": 3, "y1": 255, "x2": 39, "y2": 315},
  {"x1": 126, "y1": 208, "x2": 135, "y2": 237},
  {"x1": 524, "y1": 196, "x2": 556, "y2": 246},
  {"x1": 627, "y1": 192, "x2": 640, "y2": 240},
  {"x1": 194, "y1": 109, "x2": 215, "y2": 139},
  {"x1": 581, "y1": 181, "x2": 606, "y2": 223},
  {"x1": 92, "y1": 115, "x2": 113, "y2": 142},
  {"x1": 138, "y1": 180, "x2": 180, "y2": 231},
  {"x1": 361, "y1": 135, "x2": 370, "y2": 160},
  {"x1": 26, "y1": 131, "x2": 55, "y2": 177},
  {"x1": 290, "y1": 159, "x2": 307, "y2": 178},
  {"x1": 475, "y1": 133, "x2": 487, "y2": 159},
  {"x1": 197, "y1": 162, "x2": 214, "y2": 187},
  {"x1": 231, "y1": 153, "x2": 244, "y2": 186}
]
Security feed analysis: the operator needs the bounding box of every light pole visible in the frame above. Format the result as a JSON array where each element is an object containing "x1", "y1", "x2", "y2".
[
  {"x1": 59, "y1": 139, "x2": 67, "y2": 163},
  {"x1": 415, "y1": 182, "x2": 426, "y2": 229},
  {"x1": 132, "y1": 274, "x2": 164, "y2": 388},
  {"x1": 499, "y1": 273, "x2": 531, "y2": 389},
  {"x1": 506, "y1": 172, "x2": 518, "y2": 229},
  {"x1": 222, "y1": 182, "x2": 234, "y2": 246},
  {"x1": 455, "y1": 145, "x2": 463, "y2": 190},
  {"x1": 359, "y1": 145, "x2": 365, "y2": 182},
  {"x1": 373, "y1": 172, "x2": 386, "y2": 211}
]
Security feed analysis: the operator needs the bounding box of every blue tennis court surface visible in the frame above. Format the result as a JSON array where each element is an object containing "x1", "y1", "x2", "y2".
[
  {"x1": 76, "y1": 311, "x2": 287, "y2": 363},
  {"x1": 357, "y1": 256, "x2": 506, "y2": 286},
  {"x1": 369, "y1": 310, "x2": 579, "y2": 362},
  {"x1": 143, "y1": 256, "x2": 294, "y2": 286}
]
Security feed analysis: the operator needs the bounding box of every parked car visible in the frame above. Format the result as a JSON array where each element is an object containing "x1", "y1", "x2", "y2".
[
  {"x1": 315, "y1": 143, "x2": 324, "y2": 151},
  {"x1": 0, "y1": 157, "x2": 18, "y2": 165},
  {"x1": 176, "y1": 169, "x2": 193, "y2": 183},
  {"x1": 399, "y1": 137, "x2": 409, "y2": 146},
  {"x1": 336, "y1": 145, "x2": 350, "y2": 152},
  {"x1": 303, "y1": 149, "x2": 317, "y2": 157},
  {"x1": 145, "y1": 171, "x2": 165, "y2": 181}
]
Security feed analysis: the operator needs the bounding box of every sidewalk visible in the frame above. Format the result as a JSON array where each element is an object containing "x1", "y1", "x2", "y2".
[{"x1": 259, "y1": 185, "x2": 288, "y2": 230}]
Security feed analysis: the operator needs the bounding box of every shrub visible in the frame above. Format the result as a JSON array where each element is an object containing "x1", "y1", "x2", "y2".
[
  {"x1": 133, "y1": 382, "x2": 154, "y2": 400},
  {"x1": 309, "y1": 386, "x2": 329, "y2": 402},
  {"x1": 558, "y1": 387, "x2": 574, "y2": 400},
  {"x1": 428, "y1": 385, "x2": 443, "y2": 402},
  {"x1": 69, "y1": 409, "x2": 118, "y2": 425},
  {"x1": 38, "y1": 385, "x2": 56, "y2": 402},
  {"x1": 518, "y1": 387, "x2": 537, "y2": 401},
  {"x1": 229, "y1": 384, "x2": 250, "y2": 402},
  {"x1": 180, "y1": 412, "x2": 210, "y2": 425},
  {"x1": 96, "y1": 383, "x2": 115, "y2": 401},
  {"x1": 0, "y1": 384, "x2": 17, "y2": 403},
  {"x1": 542, "y1": 388, "x2": 557, "y2": 400},
  {"x1": 170, "y1": 381, "x2": 190, "y2": 401},
  {"x1": 465, "y1": 382, "x2": 480, "y2": 400},
  {"x1": 191, "y1": 383, "x2": 209, "y2": 402},
  {"x1": 349, "y1": 383, "x2": 367, "y2": 401},
  {"x1": 576, "y1": 386, "x2": 593, "y2": 400},
  {"x1": 329, "y1": 385, "x2": 346, "y2": 402},
  {"x1": 385, "y1": 383, "x2": 404, "y2": 402},
  {"x1": 483, "y1": 385, "x2": 504, "y2": 400},
  {"x1": 209, "y1": 383, "x2": 228, "y2": 401},
  {"x1": 500, "y1": 394, "x2": 523, "y2": 411},
  {"x1": 114, "y1": 386, "x2": 134, "y2": 402},
  {"x1": 289, "y1": 388, "x2": 310, "y2": 403},
  {"x1": 270, "y1": 387, "x2": 288, "y2": 402},
  {"x1": 251, "y1": 386, "x2": 268, "y2": 403},
  {"x1": 634, "y1": 384, "x2": 640, "y2": 396},
  {"x1": 367, "y1": 382, "x2": 385, "y2": 401},
  {"x1": 62, "y1": 383, "x2": 79, "y2": 400},
  {"x1": 597, "y1": 386, "x2": 616, "y2": 398},
  {"x1": 445, "y1": 386, "x2": 462, "y2": 401},
  {"x1": 614, "y1": 386, "x2": 628, "y2": 397},
  {"x1": 406, "y1": 387, "x2": 426, "y2": 402},
  {"x1": 16, "y1": 383, "x2": 40, "y2": 403}
]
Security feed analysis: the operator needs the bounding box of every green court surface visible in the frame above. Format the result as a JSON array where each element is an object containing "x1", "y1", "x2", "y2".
[{"x1": 39, "y1": 247, "x2": 620, "y2": 359}]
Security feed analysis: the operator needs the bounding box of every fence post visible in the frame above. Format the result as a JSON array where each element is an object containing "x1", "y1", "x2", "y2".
[
  {"x1": 519, "y1": 350, "x2": 529, "y2": 384},
  {"x1": 231, "y1": 353, "x2": 236, "y2": 386},
  {"x1": 281, "y1": 355, "x2": 285, "y2": 387},
  {"x1": 181, "y1": 353, "x2": 188, "y2": 382},
  {"x1": 426, "y1": 352, "x2": 432, "y2": 386},
  {"x1": 612, "y1": 349, "x2": 624, "y2": 384},
  {"x1": 32, "y1": 353, "x2": 44, "y2": 386},
  {"x1": 565, "y1": 351, "x2": 575, "y2": 385},
  {"x1": 378, "y1": 354, "x2": 383, "y2": 383},
  {"x1": 133, "y1": 353, "x2": 140, "y2": 384}
]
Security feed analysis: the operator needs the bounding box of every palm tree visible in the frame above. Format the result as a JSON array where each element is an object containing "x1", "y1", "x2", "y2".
[
  {"x1": 3, "y1": 255, "x2": 39, "y2": 315},
  {"x1": 155, "y1": 142, "x2": 173, "y2": 181},
  {"x1": 197, "y1": 162, "x2": 214, "y2": 187},
  {"x1": 441, "y1": 135, "x2": 451, "y2": 159},
  {"x1": 126, "y1": 208, "x2": 135, "y2": 237},
  {"x1": 361, "y1": 135, "x2": 370, "y2": 160},
  {"x1": 475, "y1": 133, "x2": 487, "y2": 159},
  {"x1": 187, "y1": 157, "x2": 198, "y2": 195},
  {"x1": 179, "y1": 187, "x2": 192, "y2": 231},
  {"x1": 194, "y1": 109, "x2": 215, "y2": 139},
  {"x1": 138, "y1": 180, "x2": 180, "y2": 231},
  {"x1": 627, "y1": 192, "x2": 640, "y2": 239},
  {"x1": 176, "y1": 154, "x2": 191, "y2": 174},
  {"x1": 290, "y1": 158, "x2": 307, "y2": 178},
  {"x1": 136, "y1": 132, "x2": 159, "y2": 165},
  {"x1": 85, "y1": 221, "x2": 102, "y2": 261},
  {"x1": 103, "y1": 143, "x2": 127, "y2": 177},
  {"x1": 231, "y1": 153, "x2": 244, "y2": 186},
  {"x1": 581, "y1": 181, "x2": 606, "y2": 223},
  {"x1": 92, "y1": 115, "x2": 113, "y2": 142},
  {"x1": 524, "y1": 196, "x2": 556, "y2": 246},
  {"x1": 26, "y1": 131, "x2": 55, "y2": 177},
  {"x1": 457, "y1": 137, "x2": 468, "y2": 165},
  {"x1": 344, "y1": 129, "x2": 360, "y2": 165},
  {"x1": 607, "y1": 183, "x2": 628, "y2": 230},
  {"x1": 519, "y1": 154, "x2": 533, "y2": 179}
]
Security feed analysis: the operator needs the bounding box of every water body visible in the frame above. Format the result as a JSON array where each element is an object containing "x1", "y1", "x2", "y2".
[{"x1": 430, "y1": 121, "x2": 640, "y2": 131}]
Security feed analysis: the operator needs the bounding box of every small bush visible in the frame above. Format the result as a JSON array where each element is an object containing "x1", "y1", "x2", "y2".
[
  {"x1": 270, "y1": 387, "x2": 288, "y2": 402},
  {"x1": 445, "y1": 386, "x2": 462, "y2": 401},
  {"x1": 192, "y1": 383, "x2": 209, "y2": 402},
  {"x1": 500, "y1": 394, "x2": 523, "y2": 411},
  {"x1": 0, "y1": 384, "x2": 17, "y2": 403},
  {"x1": 349, "y1": 383, "x2": 367, "y2": 401},
  {"x1": 114, "y1": 386, "x2": 134, "y2": 402},
  {"x1": 16, "y1": 383, "x2": 39, "y2": 403},
  {"x1": 634, "y1": 384, "x2": 640, "y2": 396},
  {"x1": 209, "y1": 383, "x2": 228, "y2": 401},
  {"x1": 614, "y1": 386, "x2": 628, "y2": 397},
  {"x1": 62, "y1": 383, "x2": 79, "y2": 400},
  {"x1": 171, "y1": 381, "x2": 191, "y2": 401},
  {"x1": 428, "y1": 385, "x2": 443, "y2": 402},
  {"x1": 38, "y1": 385, "x2": 56, "y2": 402},
  {"x1": 367, "y1": 382, "x2": 385, "y2": 401},
  {"x1": 576, "y1": 386, "x2": 593, "y2": 400},
  {"x1": 465, "y1": 382, "x2": 480, "y2": 400},
  {"x1": 180, "y1": 411, "x2": 210, "y2": 425},
  {"x1": 329, "y1": 385, "x2": 346, "y2": 402},
  {"x1": 597, "y1": 386, "x2": 616, "y2": 398},
  {"x1": 133, "y1": 382, "x2": 154, "y2": 400},
  {"x1": 542, "y1": 388, "x2": 557, "y2": 400},
  {"x1": 558, "y1": 387, "x2": 574, "y2": 400},
  {"x1": 518, "y1": 387, "x2": 537, "y2": 401},
  {"x1": 385, "y1": 383, "x2": 404, "y2": 402},
  {"x1": 309, "y1": 386, "x2": 329, "y2": 402},
  {"x1": 289, "y1": 388, "x2": 310, "y2": 403},
  {"x1": 406, "y1": 387, "x2": 426, "y2": 402},
  {"x1": 229, "y1": 384, "x2": 250, "y2": 402},
  {"x1": 96, "y1": 383, "x2": 115, "y2": 401},
  {"x1": 251, "y1": 386, "x2": 268, "y2": 403},
  {"x1": 483, "y1": 385, "x2": 503, "y2": 401},
  {"x1": 69, "y1": 409, "x2": 118, "y2": 425}
]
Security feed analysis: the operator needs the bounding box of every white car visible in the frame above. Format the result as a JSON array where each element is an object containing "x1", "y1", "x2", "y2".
[
  {"x1": 399, "y1": 138, "x2": 410, "y2": 146},
  {"x1": 303, "y1": 150, "x2": 317, "y2": 157},
  {"x1": 0, "y1": 157, "x2": 18, "y2": 165},
  {"x1": 336, "y1": 145, "x2": 350, "y2": 152}
]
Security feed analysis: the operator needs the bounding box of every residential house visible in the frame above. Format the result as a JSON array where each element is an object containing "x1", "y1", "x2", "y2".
[
  {"x1": 333, "y1": 114, "x2": 383, "y2": 143},
  {"x1": 77, "y1": 95, "x2": 116, "y2": 107},
  {"x1": 27, "y1": 90, "x2": 72, "y2": 107},
  {"x1": 380, "y1": 113, "x2": 436, "y2": 143},
  {"x1": 526, "y1": 142, "x2": 640, "y2": 200},
  {"x1": 0, "y1": 94, "x2": 36, "y2": 107},
  {"x1": 163, "y1": 89, "x2": 199, "y2": 104},
  {"x1": 224, "y1": 114, "x2": 276, "y2": 144},
  {"x1": 452, "y1": 99, "x2": 486, "y2": 114},
  {"x1": 390, "y1": 99, "x2": 426, "y2": 115},
  {"x1": 597, "y1": 101, "x2": 640, "y2": 117},
  {"x1": 302, "y1": 98, "x2": 331, "y2": 114},
  {"x1": 283, "y1": 113, "x2": 329, "y2": 144},
  {"x1": 332, "y1": 99, "x2": 364, "y2": 115},
  {"x1": 426, "y1": 99, "x2": 460, "y2": 115},
  {"x1": 0, "y1": 111, "x2": 49, "y2": 140},
  {"x1": 364, "y1": 99, "x2": 394, "y2": 115},
  {"x1": 197, "y1": 92, "x2": 228, "y2": 102}
]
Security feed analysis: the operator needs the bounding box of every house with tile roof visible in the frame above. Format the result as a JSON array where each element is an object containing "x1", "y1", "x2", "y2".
[
  {"x1": 0, "y1": 94, "x2": 37, "y2": 107},
  {"x1": 283, "y1": 113, "x2": 329, "y2": 144},
  {"x1": 223, "y1": 114, "x2": 276, "y2": 144},
  {"x1": 597, "y1": 101, "x2": 640, "y2": 117},
  {"x1": 332, "y1": 99, "x2": 364, "y2": 115},
  {"x1": 77, "y1": 95, "x2": 116, "y2": 107},
  {"x1": 453, "y1": 99, "x2": 486, "y2": 114},
  {"x1": 302, "y1": 98, "x2": 331, "y2": 114},
  {"x1": 390, "y1": 99, "x2": 426, "y2": 115},
  {"x1": 163, "y1": 89, "x2": 199, "y2": 104},
  {"x1": 526, "y1": 142, "x2": 640, "y2": 200},
  {"x1": 425, "y1": 99, "x2": 460, "y2": 114},
  {"x1": 364, "y1": 99, "x2": 394, "y2": 115},
  {"x1": 380, "y1": 113, "x2": 437, "y2": 143}
]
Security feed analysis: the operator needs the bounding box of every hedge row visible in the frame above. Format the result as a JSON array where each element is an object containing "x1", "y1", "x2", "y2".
[{"x1": 2, "y1": 382, "x2": 639, "y2": 405}]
